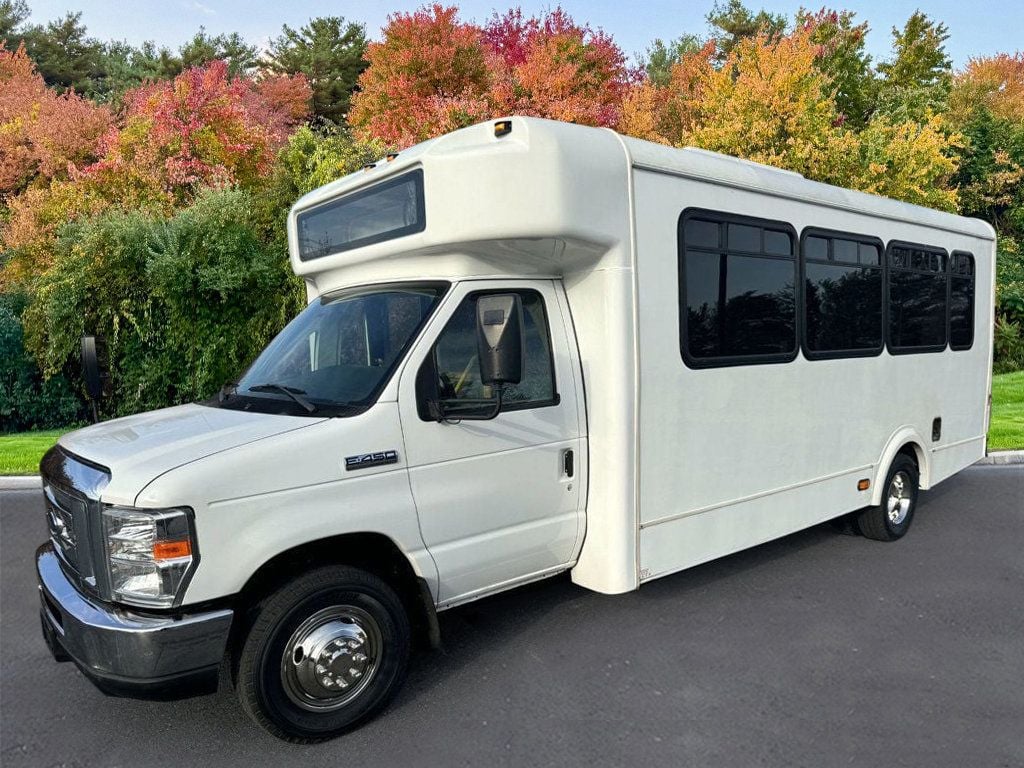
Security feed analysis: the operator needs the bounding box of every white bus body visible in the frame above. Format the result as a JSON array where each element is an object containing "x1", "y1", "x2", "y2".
[{"x1": 37, "y1": 117, "x2": 994, "y2": 739}]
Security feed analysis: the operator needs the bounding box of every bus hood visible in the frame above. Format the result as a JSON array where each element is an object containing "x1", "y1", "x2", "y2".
[{"x1": 57, "y1": 404, "x2": 326, "y2": 504}]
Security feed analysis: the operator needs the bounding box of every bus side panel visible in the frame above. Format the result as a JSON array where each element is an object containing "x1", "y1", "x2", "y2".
[
  {"x1": 631, "y1": 169, "x2": 992, "y2": 583},
  {"x1": 640, "y1": 469, "x2": 864, "y2": 581}
]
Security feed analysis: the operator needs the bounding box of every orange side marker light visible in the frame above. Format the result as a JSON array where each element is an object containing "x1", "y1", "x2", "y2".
[{"x1": 153, "y1": 540, "x2": 192, "y2": 560}]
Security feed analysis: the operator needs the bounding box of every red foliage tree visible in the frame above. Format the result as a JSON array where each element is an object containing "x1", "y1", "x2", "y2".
[
  {"x1": 86, "y1": 60, "x2": 311, "y2": 204},
  {"x1": 350, "y1": 5, "x2": 636, "y2": 147},
  {"x1": 249, "y1": 73, "x2": 316, "y2": 144},
  {"x1": 484, "y1": 8, "x2": 636, "y2": 127}
]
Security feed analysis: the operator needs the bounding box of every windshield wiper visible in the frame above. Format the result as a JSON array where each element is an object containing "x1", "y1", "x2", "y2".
[{"x1": 247, "y1": 383, "x2": 317, "y2": 413}]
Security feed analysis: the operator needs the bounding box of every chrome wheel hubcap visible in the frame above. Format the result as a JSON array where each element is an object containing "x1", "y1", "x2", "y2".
[
  {"x1": 281, "y1": 606, "x2": 381, "y2": 711},
  {"x1": 886, "y1": 471, "x2": 912, "y2": 525}
]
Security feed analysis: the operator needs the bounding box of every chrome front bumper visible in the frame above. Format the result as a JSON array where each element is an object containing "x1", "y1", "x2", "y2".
[{"x1": 37, "y1": 544, "x2": 233, "y2": 699}]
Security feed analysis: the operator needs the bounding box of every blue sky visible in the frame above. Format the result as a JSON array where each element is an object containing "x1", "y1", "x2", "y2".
[{"x1": 21, "y1": 0, "x2": 1024, "y2": 67}]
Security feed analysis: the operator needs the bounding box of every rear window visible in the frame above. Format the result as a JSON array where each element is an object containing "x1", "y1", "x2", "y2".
[{"x1": 296, "y1": 169, "x2": 425, "y2": 261}]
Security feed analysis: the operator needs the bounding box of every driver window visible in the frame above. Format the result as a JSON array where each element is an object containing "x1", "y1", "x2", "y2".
[{"x1": 432, "y1": 290, "x2": 557, "y2": 407}]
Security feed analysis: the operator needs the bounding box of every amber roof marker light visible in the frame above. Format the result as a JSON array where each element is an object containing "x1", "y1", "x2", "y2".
[{"x1": 494, "y1": 120, "x2": 512, "y2": 137}]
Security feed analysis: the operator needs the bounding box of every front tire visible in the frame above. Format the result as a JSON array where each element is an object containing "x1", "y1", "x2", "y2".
[
  {"x1": 856, "y1": 454, "x2": 920, "y2": 541},
  {"x1": 236, "y1": 565, "x2": 411, "y2": 742}
]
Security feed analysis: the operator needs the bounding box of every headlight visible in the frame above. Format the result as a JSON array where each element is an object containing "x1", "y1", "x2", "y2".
[{"x1": 102, "y1": 506, "x2": 197, "y2": 608}]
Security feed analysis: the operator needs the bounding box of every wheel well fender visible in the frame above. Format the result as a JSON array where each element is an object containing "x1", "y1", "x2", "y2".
[
  {"x1": 232, "y1": 532, "x2": 440, "y2": 652},
  {"x1": 870, "y1": 427, "x2": 929, "y2": 505}
]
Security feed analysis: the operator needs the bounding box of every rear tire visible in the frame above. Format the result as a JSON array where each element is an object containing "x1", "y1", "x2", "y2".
[
  {"x1": 857, "y1": 454, "x2": 920, "y2": 541},
  {"x1": 236, "y1": 565, "x2": 411, "y2": 742}
]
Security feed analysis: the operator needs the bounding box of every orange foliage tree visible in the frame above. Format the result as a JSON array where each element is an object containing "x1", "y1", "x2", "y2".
[
  {"x1": 952, "y1": 53, "x2": 1024, "y2": 123},
  {"x1": 0, "y1": 43, "x2": 112, "y2": 198},
  {"x1": 348, "y1": 5, "x2": 492, "y2": 148}
]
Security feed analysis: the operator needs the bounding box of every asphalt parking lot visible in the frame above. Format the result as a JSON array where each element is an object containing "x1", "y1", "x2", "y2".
[{"x1": 2, "y1": 465, "x2": 1022, "y2": 767}]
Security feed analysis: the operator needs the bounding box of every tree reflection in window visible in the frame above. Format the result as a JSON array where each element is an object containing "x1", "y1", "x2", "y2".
[{"x1": 681, "y1": 213, "x2": 797, "y2": 365}]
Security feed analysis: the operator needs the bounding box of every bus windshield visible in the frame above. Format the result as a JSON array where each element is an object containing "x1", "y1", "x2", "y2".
[{"x1": 212, "y1": 283, "x2": 448, "y2": 417}]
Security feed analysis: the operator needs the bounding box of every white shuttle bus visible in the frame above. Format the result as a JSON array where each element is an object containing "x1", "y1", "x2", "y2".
[{"x1": 37, "y1": 117, "x2": 994, "y2": 741}]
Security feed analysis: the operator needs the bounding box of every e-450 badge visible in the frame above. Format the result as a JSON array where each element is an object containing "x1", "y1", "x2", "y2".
[{"x1": 345, "y1": 450, "x2": 399, "y2": 471}]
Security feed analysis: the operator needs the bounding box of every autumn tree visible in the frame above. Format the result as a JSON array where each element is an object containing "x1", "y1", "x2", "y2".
[
  {"x1": 483, "y1": 8, "x2": 633, "y2": 127},
  {"x1": 0, "y1": 43, "x2": 112, "y2": 197},
  {"x1": 349, "y1": 5, "x2": 492, "y2": 147},
  {"x1": 87, "y1": 61, "x2": 309, "y2": 205},
  {"x1": 949, "y1": 53, "x2": 1024, "y2": 363},
  {"x1": 1, "y1": 60, "x2": 310, "y2": 287},
  {"x1": 620, "y1": 40, "x2": 717, "y2": 144},
  {"x1": 619, "y1": 28, "x2": 960, "y2": 210},
  {"x1": 798, "y1": 7, "x2": 875, "y2": 127},
  {"x1": 351, "y1": 5, "x2": 636, "y2": 146},
  {"x1": 266, "y1": 16, "x2": 368, "y2": 123},
  {"x1": 675, "y1": 31, "x2": 859, "y2": 181}
]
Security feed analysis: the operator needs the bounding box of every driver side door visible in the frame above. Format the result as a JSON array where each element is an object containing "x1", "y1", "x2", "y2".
[{"x1": 398, "y1": 280, "x2": 585, "y2": 606}]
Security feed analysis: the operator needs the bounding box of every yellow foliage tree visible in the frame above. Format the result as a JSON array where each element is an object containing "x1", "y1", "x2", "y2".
[
  {"x1": 677, "y1": 30, "x2": 858, "y2": 182},
  {"x1": 618, "y1": 29, "x2": 961, "y2": 211},
  {"x1": 852, "y1": 114, "x2": 960, "y2": 211}
]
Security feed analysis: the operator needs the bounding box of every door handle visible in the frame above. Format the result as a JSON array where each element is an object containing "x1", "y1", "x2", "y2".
[{"x1": 562, "y1": 449, "x2": 574, "y2": 478}]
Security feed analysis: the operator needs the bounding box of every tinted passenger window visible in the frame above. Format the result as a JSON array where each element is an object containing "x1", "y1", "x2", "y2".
[
  {"x1": 888, "y1": 244, "x2": 948, "y2": 351},
  {"x1": 949, "y1": 251, "x2": 975, "y2": 350},
  {"x1": 802, "y1": 231, "x2": 883, "y2": 357},
  {"x1": 681, "y1": 212, "x2": 797, "y2": 366},
  {"x1": 431, "y1": 291, "x2": 556, "y2": 407}
]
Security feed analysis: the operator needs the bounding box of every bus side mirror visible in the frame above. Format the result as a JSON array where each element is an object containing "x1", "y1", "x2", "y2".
[
  {"x1": 80, "y1": 335, "x2": 105, "y2": 423},
  {"x1": 476, "y1": 294, "x2": 524, "y2": 388}
]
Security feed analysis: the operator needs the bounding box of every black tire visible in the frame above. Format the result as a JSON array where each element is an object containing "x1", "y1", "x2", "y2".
[
  {"x1": 235, "y1": 565, "x2": 411, "y2": 742},
  {"x1": 856, "y1": 454, "x2": 920, "y2": 541}
]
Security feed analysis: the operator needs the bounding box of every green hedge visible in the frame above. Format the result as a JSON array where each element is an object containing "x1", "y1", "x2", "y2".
[
  {"x1": 0, "y1": 292, "x2": 85, "y2": 432},
  {"x1": 24, "y1": 189, "x2": 305, "y2": 418}
]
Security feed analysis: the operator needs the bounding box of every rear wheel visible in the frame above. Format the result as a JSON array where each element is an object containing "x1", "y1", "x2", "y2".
[
  {"x1": 856, "y1": 454, "x2": 920, "y2": 541},
  {"x1": 235, "y1": 565, "x2": 411, "y2": 742}
]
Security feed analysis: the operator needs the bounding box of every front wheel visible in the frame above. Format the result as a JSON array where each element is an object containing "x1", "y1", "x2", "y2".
[
  {"x1": 235, "y1": 565, "x2": 411, "y2": 742},
  {"x1": 856, "y1": 454, "x2": 920, "y2": 541}
]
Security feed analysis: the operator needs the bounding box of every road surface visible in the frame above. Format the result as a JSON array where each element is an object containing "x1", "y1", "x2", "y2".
[{"x1": 1, "y1": 466, "x2": 1022, "y2": 767}]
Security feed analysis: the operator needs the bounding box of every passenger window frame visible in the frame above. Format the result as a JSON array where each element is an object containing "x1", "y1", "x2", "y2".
[
  {"x1": 948, "y1": 250, "x2": 975, "y2": 352},
  {"x1": 677, "y1": 208, "x2": 800, "y2": 369},
  {"x1": 799, "y1": 227, "x2": 886, "y2": 361},
  {"x1": 415, "y1": 288, "x2": 561, "y2": 421},
  {"x1": 886, "y1": 240, "x2": 950, "y2": 355}
]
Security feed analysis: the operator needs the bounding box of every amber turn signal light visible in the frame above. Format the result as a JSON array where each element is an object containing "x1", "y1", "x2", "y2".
[
  {"x1": 494, "y1": 120, "x2": 512, "y2": 137},
  {"x1": 857, "y1": 479, "x2": 870, "y2": 491},
  {"x1": 153, "y1": 539, "x2": 193, "y2": 560}
]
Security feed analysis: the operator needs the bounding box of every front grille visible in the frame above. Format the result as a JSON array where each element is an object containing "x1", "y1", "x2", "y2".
[
  {"x1": 44, "y1": 484, "x2": 83, "y2": 572},
  {"x1": 40, "y1": 445, "x2": 112, "y2": 600}
]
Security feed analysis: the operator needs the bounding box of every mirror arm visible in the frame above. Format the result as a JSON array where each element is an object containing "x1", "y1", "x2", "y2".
[{"x1": 431, "y1": 387, "x2": 504, "y2": 423}]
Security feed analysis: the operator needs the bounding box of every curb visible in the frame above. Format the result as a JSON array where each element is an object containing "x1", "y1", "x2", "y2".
[
  {"x1": 0, "y1": 476, "x2": 42, "y2": 490},
  {"x1": 975, "y1": 450, "x2": 1024, "y2": 466}
]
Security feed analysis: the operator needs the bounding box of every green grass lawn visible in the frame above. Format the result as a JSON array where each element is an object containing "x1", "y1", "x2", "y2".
[
  {"x1": 2, "y1": 374, "x2": 1023, "y2": 475},
  {"x1": 988, "y1": 371, "x2": 1024, "y2": 452},
  {"x1": 0, "y1": 428, "x2": 67, "y2": 476}
]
